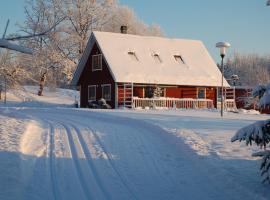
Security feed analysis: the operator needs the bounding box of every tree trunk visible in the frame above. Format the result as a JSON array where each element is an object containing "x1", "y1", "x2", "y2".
[{"x1": 38, "y1": 72, "x2": 47, "y2": 96}]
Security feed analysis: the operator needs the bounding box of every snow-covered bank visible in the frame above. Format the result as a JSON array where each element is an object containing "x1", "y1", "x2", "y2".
[{"x1": 1, "y1": 86, "x2": 79, "y2": 107}]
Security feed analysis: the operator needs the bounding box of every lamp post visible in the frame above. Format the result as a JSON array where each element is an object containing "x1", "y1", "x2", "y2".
[{"x1": 216, "y1": 42, "x2": 231, "y2": 117}]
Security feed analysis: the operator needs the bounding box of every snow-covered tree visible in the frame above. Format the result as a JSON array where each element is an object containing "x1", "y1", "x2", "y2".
[
  {"x1": 17, "y1": 0, "x2": 163, "y2": 91},
  {"x1": 224, "y1": 53, "x2": 270, "y2": 87},
  {"x1": 0, "y1": 49, "x2": 33, "y2": 91},
  {"x1": 231, "y1": 84, "x2": 270, "y2": 183},
  {"x1": 153, "y1": 85, "x2": 163, "y2": 98}
]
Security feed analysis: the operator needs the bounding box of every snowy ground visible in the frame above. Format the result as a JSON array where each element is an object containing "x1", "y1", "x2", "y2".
[{"x1": 1, "y1": 87, "x2": 270, "y2": 200}]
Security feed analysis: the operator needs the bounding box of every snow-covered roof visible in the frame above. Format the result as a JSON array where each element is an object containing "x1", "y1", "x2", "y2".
[{"x1": 71, "y1": 31, "x2": 229, "y2": 87}]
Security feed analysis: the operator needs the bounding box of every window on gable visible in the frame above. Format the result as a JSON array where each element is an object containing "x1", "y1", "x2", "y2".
[
  {"x1": 88, "y1": 85, "x2": 96, "y2": 101},
  {"x1": 128, "y1": 51, "x2": 139, "y2": 61},
  {"x1": 197, "y1": 88, "x2": 206, "y2": 99},
  {"x1": 92, "y1": 54, "x2": 102, "y2": 71},
  {"x1": 174, "y1": 55, "x2": 185, "y2": 64},
  {"x1": 102, "y1": 84, "x2": 111, "y2": 101},
  {"x1": 153, "y1": 53, "x2": 162, "y2": 63}
]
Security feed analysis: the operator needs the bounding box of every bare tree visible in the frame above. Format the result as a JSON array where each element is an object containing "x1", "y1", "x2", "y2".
[
  {"x1": 16, "y1": 0, "x2": 164, "y2": 93},
  {"x1": 225, "y1": 53, "x2": 270, "y2": 87}
]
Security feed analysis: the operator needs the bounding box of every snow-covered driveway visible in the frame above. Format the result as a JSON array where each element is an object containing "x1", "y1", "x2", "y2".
[{"x1": 1, "y1": 108, "x2": 270, "y2": 200}]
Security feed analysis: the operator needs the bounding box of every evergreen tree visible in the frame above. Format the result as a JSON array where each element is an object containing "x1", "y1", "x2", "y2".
[{"x1": 231, "y1": 84, "x2": 270, "y2": 183}]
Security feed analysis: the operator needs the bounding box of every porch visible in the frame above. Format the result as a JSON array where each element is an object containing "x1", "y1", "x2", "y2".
[
  {"x1": 132, "y1": 97, "x2": 214, "y2": 109},
  {"x1": 116, "y1": 83, "x2": 237, "y2": 110}
]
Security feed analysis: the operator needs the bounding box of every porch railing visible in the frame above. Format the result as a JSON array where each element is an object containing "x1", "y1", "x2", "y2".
[{"x1": 132, "y1": 97, "x2": 214, "y2": 109}]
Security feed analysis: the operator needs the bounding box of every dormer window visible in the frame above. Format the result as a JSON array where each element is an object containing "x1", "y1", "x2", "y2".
[
  {"x1": 92, "y1": 54, "x2": 102, "y2": 71},
  {"x1": 174, "y1": 55, "x2": 185, "y2": 64},
  {"x1": 153, "y1": 53, "x2": 162, "y2": 63},
  {"x1": 128, "y1": 51, "x2": 139, "y2": 61}
]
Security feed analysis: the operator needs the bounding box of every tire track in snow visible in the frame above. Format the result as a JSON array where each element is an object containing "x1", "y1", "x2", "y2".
[
  {"x1": 85, "y1": 126, "x2": 138, "y2": 200},
  {"x1": 59, "y1": 122, "x2": 94, "y2": 200},
  {"x1": 38, "y1": 115, "x2": 110, "y2": 199},
  {"x1": 46, "y1": 121, "x2": 61, "y2": 200},
  {"x1": 55, "y1": 116, "x2": 137, "y2": 200},
  {"x1": 69, "y1": 124, "x2": 111, "y2": 200},
  {"x1": 47, "y1": 114, "x2": 137, "y2": 200}
]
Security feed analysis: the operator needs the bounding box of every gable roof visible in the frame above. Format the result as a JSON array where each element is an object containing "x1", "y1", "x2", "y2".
[{"x1": 71, "y1": 31, "x2": 229, "y2": 87}]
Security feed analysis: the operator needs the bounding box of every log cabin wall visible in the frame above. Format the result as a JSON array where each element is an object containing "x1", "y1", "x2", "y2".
[
  {"x1": 132, "y1": 85, "x2": 218, "y2": 108},
  {"x1": 78, "y1": 43, "x2": 115, "y2": 108},
  {"x1": 133, "y1": 87, "x2": 144, "y2": 98},
  {"x1": 206, "y1": 88, "x2": 217, "y2": 108}
]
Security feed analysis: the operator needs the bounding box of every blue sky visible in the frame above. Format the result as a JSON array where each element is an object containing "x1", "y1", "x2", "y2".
[{"x1": 0, "y1": 0, "x2": 269, "y2": 62}]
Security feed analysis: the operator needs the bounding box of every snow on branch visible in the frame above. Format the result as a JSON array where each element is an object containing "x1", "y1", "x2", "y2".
[
  {"x1": 0, "y1": 39, "x2": 33, "y2": 54},
  {"x1": 252, "y1": 84, "x2": 270, "y2": 108},
  {"x1": 231, "y1": 120, "x2": 270, "y2": 147},
  {"x1": 6, "y1": 17, "x2": 66, "y2": 41},
  {"x1": 252, "y1": 85, "x2": 266, "y2": 99}
]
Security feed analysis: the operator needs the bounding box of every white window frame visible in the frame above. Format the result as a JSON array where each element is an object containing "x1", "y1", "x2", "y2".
[
  {"x1": 197, "y1": 87, "x2": 206, "y2": 99},
  {"x1": 101, "y1": 84, "x2": 111, "y2": 101},
  {"x1": 92, "y1": 54, "x2": 103, "y2": 71},
  {"x1": 88, "y1": 85, "x2": 96, "y2": 101}
]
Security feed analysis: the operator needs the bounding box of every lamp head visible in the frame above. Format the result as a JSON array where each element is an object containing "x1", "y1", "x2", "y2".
[{"x1": 216, "y1": 42, "x2": 231, "y2": 57}]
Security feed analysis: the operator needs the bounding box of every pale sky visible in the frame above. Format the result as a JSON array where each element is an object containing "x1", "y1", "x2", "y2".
[{"x1": 0, "y1": 0, "x2": 269, "y2": 62}]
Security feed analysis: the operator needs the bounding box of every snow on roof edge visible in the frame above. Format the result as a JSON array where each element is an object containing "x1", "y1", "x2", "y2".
[{"x1": 70, "y1": 34, "x2": 95, "y2": 86}]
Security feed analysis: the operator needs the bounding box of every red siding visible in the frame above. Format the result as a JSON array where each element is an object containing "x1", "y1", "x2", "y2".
[
  {"x1": 206, "y1": 88, "x2": 217, "y2": 108},
  {"x1": 235, "y1": 88, "x2": 253, "y2": 109},
  {"x1": 78, "y1": 43, "x2": 115, "y2": 108},
  {"x1": 133, "y1": 87, "x2": 144, "y2": 98},
  {"x1": 166, "y1": 88, "x2": 181, "y2": 98},
  {"x1": 182, "y1": 88, "x2": 197, "y2": 98}
]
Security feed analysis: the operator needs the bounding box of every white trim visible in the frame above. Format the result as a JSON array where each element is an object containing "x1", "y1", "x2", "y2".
[
  {"x1": 71, "y1": 34, "x2": 95, "y2": 86},
  {"x1": 88, "y1": 85, "x2": 96, "y2": 101},
  {"x1": 101, "y1": 84, "x2": 111, "y2": 101},
  {"x1": 95, "y1": 38, "x2": 116, "y2": 82},
  {"x1": 92, "y1": 54, "x2": 103, "y2": 71},
  {"x1": 115, "y1": 83, "x2": 118, "y2": 108}
]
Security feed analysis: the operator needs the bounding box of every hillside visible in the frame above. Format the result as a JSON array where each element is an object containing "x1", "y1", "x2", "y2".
[{"x1": 1, "y1": 86, "x2": 79, "y2": 107}]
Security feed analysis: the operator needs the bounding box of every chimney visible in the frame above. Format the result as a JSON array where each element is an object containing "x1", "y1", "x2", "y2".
[{"x1": 120, "y1": 26, "x2": 127, "y2": 34}]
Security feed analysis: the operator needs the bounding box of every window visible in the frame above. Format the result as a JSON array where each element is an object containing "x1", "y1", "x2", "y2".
[
  {"x1": 88, "y1": 85, "x2": 96, "y2": 101},
  {"x1": 128, "y1": 51, "x2": 139, "y2": 61},
  {"x1": 153, "y1": 53, "x2": 162, "y2": 63},
  {"x1": 197, "y1": 88, "x2": 206, "y2": 99},
  {"x1": 102, "y1": 84, "x2": 111, "y2": 101},
  {"x1": 144, "y1": 86, "x2": 165, "y2": 98},
  {"x1": 92, "y1": 54, "x2": 102, "y2": 71},
  {"x1": 174, "y1": 55, "x2": 185, "y2": 64}
]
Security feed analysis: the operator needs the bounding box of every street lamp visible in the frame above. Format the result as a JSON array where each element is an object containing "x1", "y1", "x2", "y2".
[{"x1": 216, "y1": 42, "x2": 231, "y2": 117}]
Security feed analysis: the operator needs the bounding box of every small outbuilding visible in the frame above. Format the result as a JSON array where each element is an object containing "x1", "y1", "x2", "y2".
[{"x1": 71, "y1": 29, "x2": 232, "y2": 109}]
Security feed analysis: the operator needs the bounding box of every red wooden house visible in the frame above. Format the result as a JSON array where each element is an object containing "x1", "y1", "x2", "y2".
[{"x1": 71, "y1": 29, "x2": 231, "y2": 109}]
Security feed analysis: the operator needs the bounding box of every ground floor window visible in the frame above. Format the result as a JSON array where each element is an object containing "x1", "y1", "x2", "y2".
[
  {"x1": 145, "y1": 85, "x2": 165, "y2": 98},
  {"x1": 102, "y1": 84, "x2": 111, "y2": 101},
  {"x1": 88, "y1": 85, "x2": 96, "y2": 101},
  {"x1": 197, "y1": 88, "x2": 206, "y2": 99}
]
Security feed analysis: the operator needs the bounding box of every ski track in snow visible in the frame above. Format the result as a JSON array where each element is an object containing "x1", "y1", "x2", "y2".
[{"x1": 1, "y1": 108, "x2": 270, "y2": 200}]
